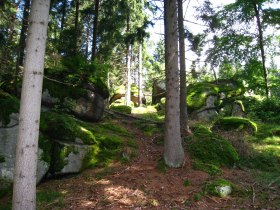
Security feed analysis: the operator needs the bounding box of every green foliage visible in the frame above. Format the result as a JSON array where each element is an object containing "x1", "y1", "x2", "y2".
[
  {"x1": 212, "y1": 117, "x2": 257, "y2": 133},
  {"x1": 0, "y1": 179, "x2": 12, "y2": 199},
  {"x1": 186, "y1": 124, "x2": 239, "y2": 169},
  {"x1": 183, "y1": 179, "x2": 191, "y2": 187},
  {"x1": 36, "y1": 189, "x2": 65, "y2": 209},
  {"x1": 246, "y1": 97, "x2": 280, "y2": 123},
  {"x1": 0, "y1": 155, "x2": 4, "y2": 163},
  {"x1": 156, "y1": 158, "x2": 168, "y2": 173},
  {"x1": 0, "y1": 90, "x2": 19, "y2": 126},
  {"x1": 192, "y1": 160, "x2": 222, "y2": 176},
  {"x1": 203, "y1": 179, "x2": 233, "y2": 197},
  {"x1": 110, "y1": 105, "x2": 132, "y2": 114},
  {"x1": 193, "y1": 193, "x2": 202, "y2": 202}
]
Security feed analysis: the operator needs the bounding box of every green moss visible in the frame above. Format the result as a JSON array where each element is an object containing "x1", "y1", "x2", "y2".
[
  {"x1": 110, "y1": 105, "x2": 132, "y2": 114},
  {"x1": 0, "y1": 179, "x2": 12, "y2": 198},
  {"x1": 0, "y1": 90, "x2": 19, "y2": 126},
  {"x1": 192, "y1": 160, "x2": 222, "y2": 176},
  {"x1": 183, "y1": 179, "x2": 191, "y2": 187},
  {"x1": 157, "y1": 158, "x2": 168, "y2": 173},
  {"x1": 43, "y1": 78, "x2": 87, "y2": 102},
  {"x1": 212, "y1": 117, "x2": 257, "y2": 133},
  {"x1": 99, "y1": 122, "x2": 132, "y2": 137},
  {"x1": 187, "y1": 125, "x2": 239, "y2": 168},
  {"x1": 40, "y1": 112, "x2": 97, "y2": 144},
  {"x1": 187, "y1": 83, "x2": 219, "y2": 111},
  {"x1": 203, "y1": 179, "x2": 234, "y2": 197}
]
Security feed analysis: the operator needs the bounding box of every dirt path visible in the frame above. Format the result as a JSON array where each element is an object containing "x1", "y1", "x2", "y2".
[{"x1": 36, "y1": 120, "x2": 278, "y2": 209}]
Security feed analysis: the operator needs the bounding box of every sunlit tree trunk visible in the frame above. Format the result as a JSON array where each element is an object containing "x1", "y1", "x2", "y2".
[
  {"x1": 74, "y1": 0, "x2": 80, "y2": 55},
  {"x1": 125, "y1": 12, "x2": 131, "y2": 106},
  {"x1": 164, "y1": 0, "x2": 185, "y2": 167},
  {"x1": 138, "y1": 42, "x2": 143, "y2": 106},
  {"x1": 12, "y1": 0, "x2": 50, "y2": 209}
]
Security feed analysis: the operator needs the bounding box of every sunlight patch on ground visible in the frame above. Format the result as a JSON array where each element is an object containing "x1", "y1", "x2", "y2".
[
  {"x1": 104, "y1": 185, "x2": 149, "y2": 206},
  {"x1": 253, "y1": 144, "x2": 280, "y2": 157},
  {"x1": 96, "y1": 179, "x2": 111, "y2": 185},
  {"x1": 262, "y1": 136, "x2": 280, "y2": 145}
]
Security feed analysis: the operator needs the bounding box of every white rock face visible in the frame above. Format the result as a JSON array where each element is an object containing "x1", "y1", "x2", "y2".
[
  {"x1": 215, "y1": 185, "x2": 232, "y2": 197},
  {"x1": 0, "y1": 121, "x2": 49, "y2": 183}
]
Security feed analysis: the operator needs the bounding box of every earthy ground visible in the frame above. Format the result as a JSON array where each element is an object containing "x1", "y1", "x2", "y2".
[{"x1": 1, "y1": 119, "x2": 279, "y2": 209}]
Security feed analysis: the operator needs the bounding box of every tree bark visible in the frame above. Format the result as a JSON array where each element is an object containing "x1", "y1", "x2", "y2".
[
  {"x1": 91, "y1": 0, "x2": 100, "y2": 60},
  {"x1": 252, "y1": 1, "x2": 269, "y2": 98},
  {"x1": 60, "y1": 0, "x2": 67, "y2": 31},
  {"x1": 12, "y1": 0, "x2": 50, "y2": 209},
  {"x1": 125, "y1": 12, "x2": 131, "y2": 106},
  {"x1": 178, "y1": 0, "x2": 190, "y2": 133},
  {"x1": 74, "y1": 0, "x2": 80, "y2": 55},
  {"x1": 138, "y1": 42, "x2": 143, "y2": 106},
  {"x1": 164, "y1": 0, "x2": 185, "y2": 167}
]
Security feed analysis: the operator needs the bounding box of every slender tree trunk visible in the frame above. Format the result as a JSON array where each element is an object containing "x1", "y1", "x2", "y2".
[
  {"x1": 91, "y1": 0, "x2": 100, "y2": 60},
  {"x1": 85, "y1": 15, "x2": 91, "y2": 58},
  {"x1": 138, "y1": 42, "x2": 143, "y2": 106},
  {"x1": 164, "y1": 0, "x2": 185, "y2": 167},
  {"x1": 126, "y1": 44, "x2": 132, "y2": 106},
  {"x1": 61, "y1": 0, "x2": 67, "y2": 31},
  {"x1": 125, "y1": 13, "x2": 131, "y2": 106},
  {"x1": 15, "y1": 0, "x2": 31, "y2": 95},
  {"x1": 252, "y1": 1, "x2": 269, "y2": 98},
  {"x1": 74, "y1": 0, "x2": 80, "y2": 55},
  {"x1": 178, "y1": 0, "x2": 190, "y2": 134},
  {"x1": 12, "y1": 0, "x2": 50, "y2": 209}
]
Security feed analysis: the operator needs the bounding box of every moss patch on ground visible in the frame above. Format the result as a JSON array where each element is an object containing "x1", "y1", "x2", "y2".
[
  {"x1": 0, "y1": 90, "x2": 19, "y2": 126},
  {"x1": 212, "y1": 117, "x2": 257, "y2": 133},
  {"x1": 185, "y1": 124, "x2": 239, "y2": 174},
  {"x1": 203, "y1": 179, "x2": 234, "y2": 197}
]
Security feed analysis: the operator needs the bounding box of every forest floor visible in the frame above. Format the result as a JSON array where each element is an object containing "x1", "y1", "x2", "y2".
[{"x1": 1, "y1": 118, "x2": 280, "y2": 210}]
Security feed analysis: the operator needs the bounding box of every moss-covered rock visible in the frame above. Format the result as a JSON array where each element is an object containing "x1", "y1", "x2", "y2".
[
  {"x1": 0, "y1": 90, "x2": 19, "y2": 126},
  {"x1": 0, "y1": 178, "x2": 12, "y2": 198},
  {"x1": 203, "y1": 179, "x2": 234, "y2": 197},
  {"x1": 110, "y1": 105, "x2": 132, "y2": 114},
  {"x1": 212, "y1": 117, "x2": 257, "y2": 133},
  {"x1": 186, "y1": 124, "x2": 239, "y2": 169},
  {"x1": 39, "y1": 111, "x2": 129, "y2": 175}
]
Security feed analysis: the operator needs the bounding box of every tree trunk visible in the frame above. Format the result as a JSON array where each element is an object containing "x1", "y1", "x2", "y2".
[
  {"x1": 91, "y1": 0, "x2": 100, "y2": 60},
  {"x1": 61, "y1": 0, "x2": 67, "y2": 31},
  {"x1": 252, "y1": 1, "x2": 269, "y2": 98},
  {"x1": 125, "y1": 12, "x2": 131, "y2": 106},
  {"x1": 15, "y1": 0, "x2": 31, "y2": 95},
  {"x1": 178, "y1": 0, "x2": 190, "y2": 134},
  {"x1": 12, "y1": 0, "x2": 50, "y2": 209},
  {"x1": 138, "y1": 42, "x2": 143, "y2": 106},
  {"x1": 164, "y1": 0, "x2": 185, "y2": 167},
  {"x1": 74, "y1": 0, "x2": 80, "y2": 55},
  {"x1": 125, "y1": 44, "x2": 132, "y2": 106}
]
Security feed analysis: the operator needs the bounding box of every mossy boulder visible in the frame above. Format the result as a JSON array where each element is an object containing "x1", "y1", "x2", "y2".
[
  {"x1": 39, "y1": 112, "x2": 127, "y2": 176},
  {"x1": 42, "y1": 77, "x2": 108, "y2": 122},
  {"x1": 203, "y1": 179, "x2": 234, "y2": 197},
  {"x1": 212, "y1": 117, "x2": 257, "y2": 134},
  {"x1": 186, "y1": 124, "x2": 239, "y2": 172},
  {"x1": 110, "y1": 105, "x2": 132, "y2": 114},
  {"x1": 187, "y1": 80, "x2": 245, "y2": 121}
]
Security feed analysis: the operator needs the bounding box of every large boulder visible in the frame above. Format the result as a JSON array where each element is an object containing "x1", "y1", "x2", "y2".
[
  {"x1": 42, "y1": 78, "x2": 109, "y2": 122},
  {"x1": 0, "y1": 114, "x2": 49, "y2": 184}
]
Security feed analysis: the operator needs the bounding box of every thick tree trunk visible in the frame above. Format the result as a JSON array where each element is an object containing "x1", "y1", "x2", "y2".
[
  {"x1": 252, "y1": 1, "x2": 269, "y2": 98},
  {"x1": 91, "y1": 0, "x2": 100, "y2": 60},
  {"x1": 178, "y1": 0, "x2": 190, "y2": 134},
  {"x1": 138, "y1": 43, "x2": 143, "y2": 106},
  {"x1": 164, "y1": 0, "x2": 185, "y2": 167},
  {"x1": 12, "y1": 0, "x2": 50, "y2": 209}
]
